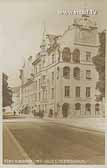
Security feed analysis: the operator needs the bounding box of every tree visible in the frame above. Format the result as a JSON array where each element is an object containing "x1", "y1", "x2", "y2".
[
  {"x1": 93, "y1": 31, "x2": 105, "y2": 99},
  {"x1": 2, "y1": 73, "x2": 13, "y2": 107}
]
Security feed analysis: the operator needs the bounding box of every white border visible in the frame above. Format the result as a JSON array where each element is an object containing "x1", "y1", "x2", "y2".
[{"x1": 0, "y1": 2, "x2": 107, "y2": 168}]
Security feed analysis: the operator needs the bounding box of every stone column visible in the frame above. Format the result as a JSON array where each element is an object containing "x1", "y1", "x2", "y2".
[
  {"x1": 91, "y1": 103, "x2": 95, "y2": 118},
  {"x1": 81, "y1": 103, "x2": 85, "y2": 118},
  {"x1": 69, "y1": 103, "x2": 73, "y2": 118}
]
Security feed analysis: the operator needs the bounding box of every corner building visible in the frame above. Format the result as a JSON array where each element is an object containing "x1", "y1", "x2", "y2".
[{"x1": 21, "y1": 15, "x2": 102, "y2": 118}]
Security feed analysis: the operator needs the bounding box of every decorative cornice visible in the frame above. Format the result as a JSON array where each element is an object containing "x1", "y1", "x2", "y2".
[{"x1": 74, "y1": 42, "x2": 100, "y2": 48}]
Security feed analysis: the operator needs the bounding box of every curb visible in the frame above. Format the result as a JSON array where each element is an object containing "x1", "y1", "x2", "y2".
[{"x1": 4, "y1": 117, "x2": 104, "y2": 134}]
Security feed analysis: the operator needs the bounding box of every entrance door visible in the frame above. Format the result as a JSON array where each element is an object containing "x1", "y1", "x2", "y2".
[
  {"x1": 75, "y1": 103, "x2": 81, "y2": 117},
  {"x1": 85, "y1": 103, "x2": 91, "y2": 116},
  {"x1": 62, "y1": 103, "x2": 69, "y2": 118}
]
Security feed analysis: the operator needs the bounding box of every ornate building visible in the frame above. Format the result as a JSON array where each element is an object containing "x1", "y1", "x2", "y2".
[{"x1": 19, "y1": 15, "x2": 103, "y2": 118}]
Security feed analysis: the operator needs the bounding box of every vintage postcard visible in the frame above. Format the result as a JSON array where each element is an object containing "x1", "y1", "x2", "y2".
[{"x1": 0, "y1": 0, "x2": 106, "y2": 167}]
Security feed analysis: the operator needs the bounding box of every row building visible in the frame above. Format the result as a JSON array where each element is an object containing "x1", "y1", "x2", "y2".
[{"x1": 19, "y1": 15, "x2": 103, "y2": 118}]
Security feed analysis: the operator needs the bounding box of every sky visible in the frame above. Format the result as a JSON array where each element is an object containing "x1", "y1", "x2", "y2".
[{"x1": 0, "y1": 0, "x2": 106, "y2": 87}]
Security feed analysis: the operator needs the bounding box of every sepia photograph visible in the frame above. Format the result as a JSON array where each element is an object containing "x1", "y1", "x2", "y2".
[{"x1": 0, "y1": 0, "x2": 106, "y2": 166}]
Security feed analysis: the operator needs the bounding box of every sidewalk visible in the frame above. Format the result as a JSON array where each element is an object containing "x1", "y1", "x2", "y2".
[
  {"x1": 45, "y1": 117, "x2": 105, "y2": 133},
  {"x1": 3, "y1": 114, "x2": 105, "y2": 133}
]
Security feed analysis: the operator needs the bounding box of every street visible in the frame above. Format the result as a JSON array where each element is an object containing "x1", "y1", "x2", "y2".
[{"x1": 3, "y1": 119, "x2": 105, "y2": 164}]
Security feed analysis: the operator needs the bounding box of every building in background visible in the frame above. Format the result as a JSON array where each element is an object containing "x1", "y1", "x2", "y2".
[
  {"x1": 2, "y1": 73, "x2": 13, "y2": 113},
  {"x1": 11, "y1": 86, "x2": 20, "y2": 114},
  {"x1": 19, "y1": 15, "x2": 103, "y2": 118}
]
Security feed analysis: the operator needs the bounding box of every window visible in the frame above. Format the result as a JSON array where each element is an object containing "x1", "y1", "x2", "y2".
[
  {"x1": 42, "y1": 75, "x2": 46, "y2": 84},
  {"x1": 52, "y1": 54, "x2": 55, "y2": 64},
  {"x1": 52, "y1": 88, "x2": 54, "y2": 99},
  {"x1": 43, "y1": 75, "x2": 46, "y2": 80},
  {"x1": 86, "y1": 52, "x2": 91, "y2": 62},
  {"x1": 39, "y1": 92, "x2": 40, "y2": 101},
  {"x1": 73, "y1": 67, "x2": 80, "y2": 80},
  {"x1": 95, "y1": 103, "x2": 100, "y2": 115},
  {"x1": 85, "y1": 103, "x2": 91, "y2": 113},
  {"x1": 86, "y1": 87, "x2": 91, "y2": 97},
  {"x1": 39, "y1": 64, "x2": 41, "y2": 71},
  {"x1": 45, "y1": 104, "x2": 47, "y2": 112},
  {"x1": 72, "y1": 49, "x2": 80, "y2": 63},
  {"x1": 65, "y1": 86, "x2": 70, "y2": 97},
  {"x1": 43, "y1": 58, "x2": 45, "y2": 67},
  {"x1": 35, "y1": 93, "x2": 37, "y2": 101},
  {"x1": 35, "y1": 81, "x2": 37, "y2": 89},
  {"x1": 33, "y1": 83, "x2": 35, "y2": 91},
  {"x1": 63, "y1": 67, "x2": 70, "y2": 79},
  {"x1": 62, "y1": 47, "x2": 71, "y2": 62},
  {"x1": 76, "y1": 87, "x2": 80, "y2": 97},
  {"x1": 43, "y1": 90, "x2": 45, "y2": 100},
  {"x1": 75, "y1": 103, "x2": 81, "y2": 110},
  {"x1": 34, "y1": 66, "x2": 37, "y2": 74},
  {"x1": 52, "y1": 72, "x2": 54, "y2": 80},
  {"x1": 39, "y1": 105, "x2": 40, "y2": 111},
  {"x1": 45, "y1": 90, "x2": 47, "y2": 100},
  {"x1": 86, "y1": 70, "x2": 91, "y2": 79},
  {"x1": 39, "y1": 79, "x2": 41, "y2": 89},
  {"x1": 57, "y1": 67, "x2": 60, "y2": 79}
]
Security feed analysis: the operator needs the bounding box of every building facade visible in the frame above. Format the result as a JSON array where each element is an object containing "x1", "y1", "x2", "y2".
[
  {"x1": 19, "y1": 15, "x2": 103, "y2": 118},
  {"x1": 11, "y1": 86, "x2": 20, "y2": 114}
]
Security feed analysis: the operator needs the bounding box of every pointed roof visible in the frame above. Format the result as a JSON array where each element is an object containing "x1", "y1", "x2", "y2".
[{"x1": 40, "y1": 23, "x2": 47, "y2": 48}]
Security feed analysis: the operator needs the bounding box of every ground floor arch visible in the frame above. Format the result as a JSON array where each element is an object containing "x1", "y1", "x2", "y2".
[{"x1": 62, "y1": 103, "x2": 69, "y2": 118}]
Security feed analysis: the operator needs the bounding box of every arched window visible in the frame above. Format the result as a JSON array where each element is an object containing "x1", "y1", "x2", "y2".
[
  {"x1": 95, "y1": 103, "x2": 100, "y2": 115},
  {"x1": 62, "y1": 103, "x2": 69, "y2": 118},
  {"x1": 72, "y1": 49, "x2": 80, "y2": 63},
  {"x1": 75, "y1": 103, "x2": 81, "y2": 110},
  {"x1": 62, "y1": 47, "x2": 71, "y2": 62},
  {"x1": 73, "y1": 67, "x2": 80, "y2": 80},
  {"x1": 85, "y1": 103, "x2": 91, "y2": 114},
  {"x1": 63, "y1": 66, "x2": 70, "y2": 79}
]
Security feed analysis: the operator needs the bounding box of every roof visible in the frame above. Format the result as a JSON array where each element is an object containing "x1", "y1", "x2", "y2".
[
  {"x1": 32, "y1": 52, "x2": 41, "y2": 65},
  {"x1": 73, "y1": 15, "x2": 97, "y2": 29}
]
